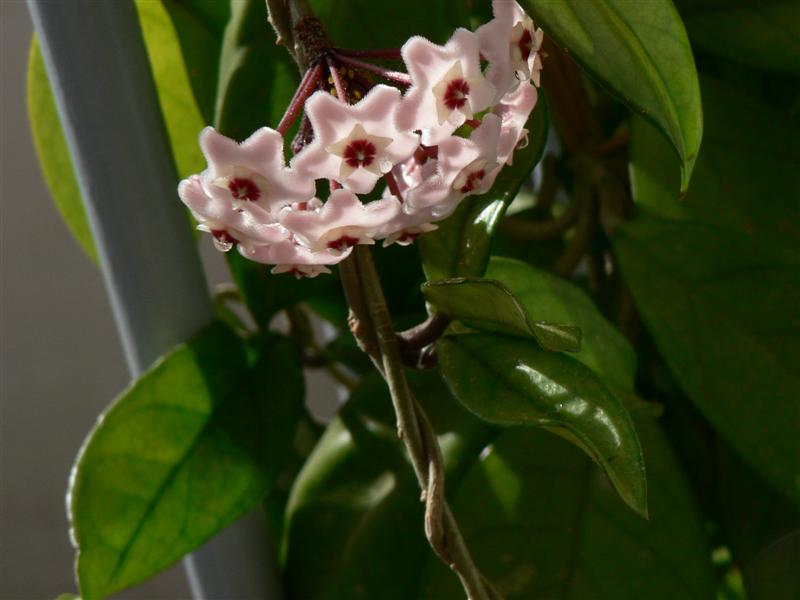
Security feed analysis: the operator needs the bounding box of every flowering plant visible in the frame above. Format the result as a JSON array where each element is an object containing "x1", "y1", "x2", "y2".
[{"x1": 28, "y1": 0, "x2": 800, "y2": 598}]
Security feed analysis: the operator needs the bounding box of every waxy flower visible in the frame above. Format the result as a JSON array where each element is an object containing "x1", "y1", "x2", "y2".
[
  {"x1": 241, "y1": 240, "x2": 349, "y2": 278},
  {"x1": 198, "y1": 126, "x2": 315, "y2": 217},
  {"x1": 396, "y1": 29, "x2": 495, "y2": 144},
  {"x1": 178, "y1": 1, "x2": 543, "y2": 276},
  {"x1": 477, "y1": 0, "x2": 544, "y2": 98},
  {"x1": 178, "y1": 176, "x2": 289, "y2": 252},
  {"x1": 494, "y1": 82, "x2": 538, "y2": 165},
  {"x1": 291, "y1": 85, "x2": 419, "y2": 194},
  {"x1": 405, "y1": 114, "x2": 502, "y2": 216},
  {"x1": 279, "y1": 189, "x2": 401, "y2": 252}
]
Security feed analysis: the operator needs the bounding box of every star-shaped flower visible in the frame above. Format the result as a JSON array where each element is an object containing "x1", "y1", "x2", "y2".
[
  {"x1": 494, "y1": 82, "x2": 538, "y2": 165},
  {"x1": 291, "y1": 85, "x2": 419, "y2": 194},
  {"x1": 179, "y1": 176, "x2": 289, "y2": 252},
  {"x1": 396, "y1": 29, "x2": 496, "y2": 145},
  {"x1": 240, "y1": 240, "x2": 349, "y2": 278},
  {"x1": 279, "y1": 189, "x2": 401, "y2": 253},
  {"x1": 477, "y1": 0, "x2": 544, "y2": 100},
  {"x1": 404, "y1": 114, "x2": 502, "y2": 215},
  {"x1": 198, "y1": 126, "x2": 315, "y2": 217}
]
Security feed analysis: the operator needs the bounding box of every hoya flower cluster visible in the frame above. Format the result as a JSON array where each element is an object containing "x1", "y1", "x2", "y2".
[{"x1": 179, "y1": 0, "x2": 543, "y2": 277}]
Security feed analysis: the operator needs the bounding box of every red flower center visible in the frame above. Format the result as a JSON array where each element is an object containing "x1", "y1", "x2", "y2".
[
  {"x1": 343, "y1": 139, "x2": 377, "y2": 168},
  {"x1": 398, "y1": 232, "x2": 420, "y2": 243},
  {"x1": 211, "y1": 229, "x2": 238, "y2": 244},
  {"x1": 228, "y1": 177, "x2": 261, "y2": 201},
  {"x1": 327, "y1": 235, "x2": 360, "y2": 252},
  {"x1": 459, "y1": 169, "x2": 486, "y2": 193},
  {"x1": 518, "y1": 29, "x2": 533, "y2": 62},
  {"x1": 443, "y1": 78, "x2": 470, "y2": 111}
]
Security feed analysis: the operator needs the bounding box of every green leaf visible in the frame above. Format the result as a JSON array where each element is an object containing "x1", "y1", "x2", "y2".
[
  {"x1": 27, "y1": 37, "x2": 97, "y2": 262},
  {"x1": 285, "y1": 374, "x2": 712, "y2": 599},
  {"x1": 70, "y1": 323, "x2": 303, "y2": 600},
  {"x1": 438, "y1": 333, "x2": 647, "y2": 516},
  {"x1": 486, "y1": 257, "x2": 638, "y2": 391},
  {"x1": 630, "y1": 76, "x2": 800, "y2": 248},
  {"x1": 422, "y1": 277, "x2": 581, "y2": 352},
  {"x1": 613, "y1": 215, "x2": 800, "y2": 507},
  {"x1": 681, "y1": 0, "x2": 800, "y2": 72},
  {"x1": 718, "y1": 444, "x2": 800, "y2": 600},
  {"x1": 136, "y1": 0, "x2": 207, "y2": 179},
  {"x1": 420, "y1": 96, "x2": 549, "y2": 280},
  {"x1": 282, "y1": 372, "x2": 497, "y2": 600},
  {"x1": 419, "y1": 418, "x2": 714, "y2": 599},
  {"x1": 526, "y1": 0, "x2": 702, "y2": 192}
]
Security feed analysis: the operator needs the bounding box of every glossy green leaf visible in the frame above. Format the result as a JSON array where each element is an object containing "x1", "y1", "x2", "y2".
[
  {"x1": 613, "y1": 215, "x2": 800, "y2": 507},
  {"x1": 438, "y1": 333, "x2": 647, "y2": 516},
  {"x1": 282, "y1": 372, "x2": 497, "y2": 600},
  {"x1": 27, "y1": 37, "x2": 97, "y2": 262},
  {"x1": 718, "y1": 444, "x2": 800, "y2": 600},
  {"x1": 419, "y1": 96, "x2": 548, "y2": 280},
  {"x1": 630, "y1": 77, "x2": 800, "y2": 247},
  {"x1": 422, "y1": 277, "x2": 581, "y2": 352},
  {"x1": 420, "y1": 418, "x2": 714, "y2": 599},
  {"x1": 486, "y1": 257, "x2": 637, "y2": 391},
  {"x1": 526, "y1": 0, "x2": 702, "y2": 192},
  {"x1": 681, "y1": 0, "x2": 800, "y2": 72},
  {"x1": 26, "y1": 0, "x2": 215, "y2": 263},
  {"x1": 70, "y1": 323, "x2": 303, "y2": 600}
]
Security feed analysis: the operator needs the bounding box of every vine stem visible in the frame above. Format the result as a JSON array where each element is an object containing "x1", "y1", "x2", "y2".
[
  {"x1": 334, "y1": 53, "x2": 412, "y2": 86},
  {"x1": 349, "y1": 246, "x2": 495, "y2": 600}
]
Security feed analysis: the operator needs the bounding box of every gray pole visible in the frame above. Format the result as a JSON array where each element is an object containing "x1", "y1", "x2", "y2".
[{"x1": 27, "y1": 1, "x2": 283, "y2": 598}]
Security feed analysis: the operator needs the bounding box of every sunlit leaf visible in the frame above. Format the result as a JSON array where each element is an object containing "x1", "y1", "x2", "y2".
[
  {"x1": 422, "y1": 277, "x2": 581, "y2": 352},
  {"x1": 71, "y1": 323, "x2": 303, "y2": 599}
]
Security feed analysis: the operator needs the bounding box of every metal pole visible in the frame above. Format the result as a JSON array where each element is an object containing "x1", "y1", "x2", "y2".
[{"x1": 27, "y1": 1, "x2": 283, "y2": 598}]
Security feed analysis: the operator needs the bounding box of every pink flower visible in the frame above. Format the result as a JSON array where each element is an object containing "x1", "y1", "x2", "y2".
[
  {"x1": 291, "y1": 85, "x2": 419, "y2": 194},
  {"x1": 198, "y1": 126, "x2": 315, "y2": 216},
  {"x1": 178, "y1": 176, "x2": 289, "y2": 252},
  {"x1": 279, "y1": 189, "x2": 401, "y2": 252},
  {"x1": 477, "y1": 0, "x2": 544, "y2": 99},
  {"x1": 240, "y1": 240, "x2": 349, "y2": 278},
  {"x1": 404, "y1": 114, "x2": 503, "y2": 216},
  {"x1": 494, "y1": 82, "x2": 538, "y2": 165},
  {"x1": 396, "y1": 29, "x2": 496, "y2": 145}
]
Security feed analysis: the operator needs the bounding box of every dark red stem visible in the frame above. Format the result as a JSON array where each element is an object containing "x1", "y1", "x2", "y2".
[
  {"x1": 276, "y1": 62, "x2": 324, "y2": 135},
  {"x1": 334, "y1": 53, "x2": 411, "y2": 86},
  {"x1": 326, "y1": 56, "x2": 348, "y2": 100}
]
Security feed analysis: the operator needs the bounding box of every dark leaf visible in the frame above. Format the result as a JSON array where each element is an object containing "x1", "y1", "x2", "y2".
[{"x1": 614, "y1": 215, "x2": 800, "y2": 507}]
